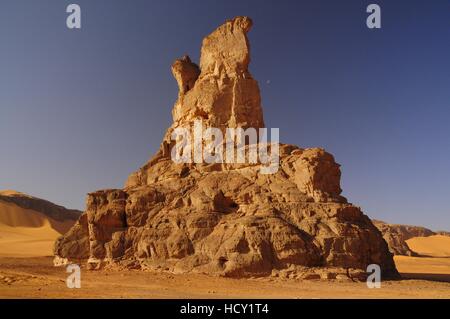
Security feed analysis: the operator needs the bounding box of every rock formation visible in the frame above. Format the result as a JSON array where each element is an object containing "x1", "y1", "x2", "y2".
[
  {"x1": 373, "y1": 220, "x2": 448, "y2": 256},
  {"x1": 54, "y1": 17, "x2": 399, "y2": 279}
]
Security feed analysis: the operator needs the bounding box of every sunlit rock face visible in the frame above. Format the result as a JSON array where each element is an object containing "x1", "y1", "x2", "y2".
[{"x1": 54, "y1": 17, "x2": 398, "y2": 280}]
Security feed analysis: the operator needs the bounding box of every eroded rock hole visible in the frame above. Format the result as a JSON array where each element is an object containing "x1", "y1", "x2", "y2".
[
  {"x1": 213, "y1": 191, "x2": 239, "y2": 213},
  {"x1": 218, "y1": 256, "x2": 228, "y2": 268}
]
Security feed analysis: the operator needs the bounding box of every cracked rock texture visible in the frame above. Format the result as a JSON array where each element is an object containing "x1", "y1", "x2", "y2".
[{"x1": 54, "y1": 17, "x2": 398, "y2": 279}]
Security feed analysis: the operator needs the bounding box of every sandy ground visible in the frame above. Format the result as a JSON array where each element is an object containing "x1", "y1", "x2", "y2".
[
  {"x1": 0, "y1": 254, "x2": 448, "y2": 299},
  {"x1": 393, "y1": 236, "x2": 450, "y2": 283},
  {"x1": 394, "y1": 256, "x2": 450, "y2": 282},
  {"x1": 0, "y1": 202, "x2": 448, "y2": 299}
]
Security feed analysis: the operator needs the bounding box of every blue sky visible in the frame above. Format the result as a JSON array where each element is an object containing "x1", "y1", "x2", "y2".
[{"x1": 0, "y1": 0, "x2": 449, "y2": 230}]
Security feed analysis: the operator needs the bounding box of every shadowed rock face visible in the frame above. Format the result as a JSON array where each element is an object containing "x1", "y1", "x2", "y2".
[
  {"x1": 171, "y1": 55, "x2": 200, "y2": 97},
  {"x1": 54, "y1": 17, "x2": 399, "y2": 279}
]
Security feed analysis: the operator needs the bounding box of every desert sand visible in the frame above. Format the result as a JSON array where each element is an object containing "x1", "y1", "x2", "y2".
[
  {"x1": 392, "y1": 235, "x2": 450, "y2": 283},
  {"x1": 407, "y1": 235, "x2": 450, "y2": 257},
  {"x1": 0, "y1": 190, "x2": 448, "y2": 298},
  {"x1": 0, "y1": 235, "x2": 449, "y2": 298},
  {"x1": 0, "y1": 256, "x2": 449, "y2": 299},
  {"x1": 0, "y1": 199, "x2": 73, "y2": 257}
]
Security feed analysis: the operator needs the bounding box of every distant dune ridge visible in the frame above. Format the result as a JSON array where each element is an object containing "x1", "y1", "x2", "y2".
[
  {"x1": 0, "y1": 190, "x2": 81, "y2": 257},
  {"x1": 0, "y1": 190, "x2": 80, "y2": 222},
  {"x1": 394, "y1": 235, "x2": 450, "y2": 281},
  {"x1": 373, "y1": 219, "x2": 450, "y2": 256},
  {"x1": 407, "y1": 235, "x2": 450, "y2": 258}
]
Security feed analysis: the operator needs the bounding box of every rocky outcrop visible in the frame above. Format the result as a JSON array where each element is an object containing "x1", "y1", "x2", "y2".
[
  {"x1": 373, "y1": 220, "x2": 447, "y2": 256},
  {"x1": 160, "y1": 16, "x2": 264, "y2": 157},
  {"x1": 171, "y1": 55, "x2": 200, "y2": 98},
  {"x1": 437, "y1": 231, "x2": 450, "y2": 236},
  {"x1": 54, "y1": 17, "x2": 398, "y2": 279}
]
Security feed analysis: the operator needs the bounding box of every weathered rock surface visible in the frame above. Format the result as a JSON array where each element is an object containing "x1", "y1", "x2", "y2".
[
  {"x1": 171, "y1": 55, "x2": 200, "y2": 98},
  {"x1": 54, "y1": 17, "x2": 398, "y2": 279},
  {"x1": 373, "y1": 220, "x2": 448, "y2": 256}
]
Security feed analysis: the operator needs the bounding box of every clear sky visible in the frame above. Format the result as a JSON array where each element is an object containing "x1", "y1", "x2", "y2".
[{"x1": 1, "y1": 0, "x2": 449, "y2": 230}]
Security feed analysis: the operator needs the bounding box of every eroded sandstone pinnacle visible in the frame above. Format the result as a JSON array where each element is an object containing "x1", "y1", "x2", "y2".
[{"x1": 54, "y1": 16, "x2": 399, "y2": 280}]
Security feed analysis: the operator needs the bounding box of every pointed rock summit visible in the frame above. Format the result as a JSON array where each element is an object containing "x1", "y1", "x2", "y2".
[
  {"x1": 55, "y1": 17, "x2": 398, "y2": 279},
  {"x1": 160, "y1": 16, "x2": 264, "y2": 159},
  {"x1": 173, "y1": 16, "x2": 263, "y2": 128}
]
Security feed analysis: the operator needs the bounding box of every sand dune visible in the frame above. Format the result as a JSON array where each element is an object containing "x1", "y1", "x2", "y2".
[
  {"x1": 394, "y1": 235, "x2": 450, "y2": 283},
  {"x1": 0, "y1": 190, "x2": 33, "y2": 197},
  {"x1": 406, "y1": 235, "x2": 450, "y2": 257},
  {"x1": 0, "y1": 200, "x2": 74, "y2": 257}
]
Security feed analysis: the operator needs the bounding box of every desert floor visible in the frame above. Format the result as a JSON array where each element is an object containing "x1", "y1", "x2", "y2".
[
  {"x1": 1, "y1": 199, "x2": 449, "y2": 300},
  {"x1": 0, "y1": 255, "x2": 449, "y2": 299}
]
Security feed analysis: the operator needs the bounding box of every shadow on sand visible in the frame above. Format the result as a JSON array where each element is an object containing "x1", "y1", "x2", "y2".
[{"x1": 400, "y1": 272, "x2": 450, "y2": 283}]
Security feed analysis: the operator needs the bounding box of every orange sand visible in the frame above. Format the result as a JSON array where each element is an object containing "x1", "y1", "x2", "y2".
[{"x1": 0, "y1": 200, "x2": 73, "y2": 257}]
